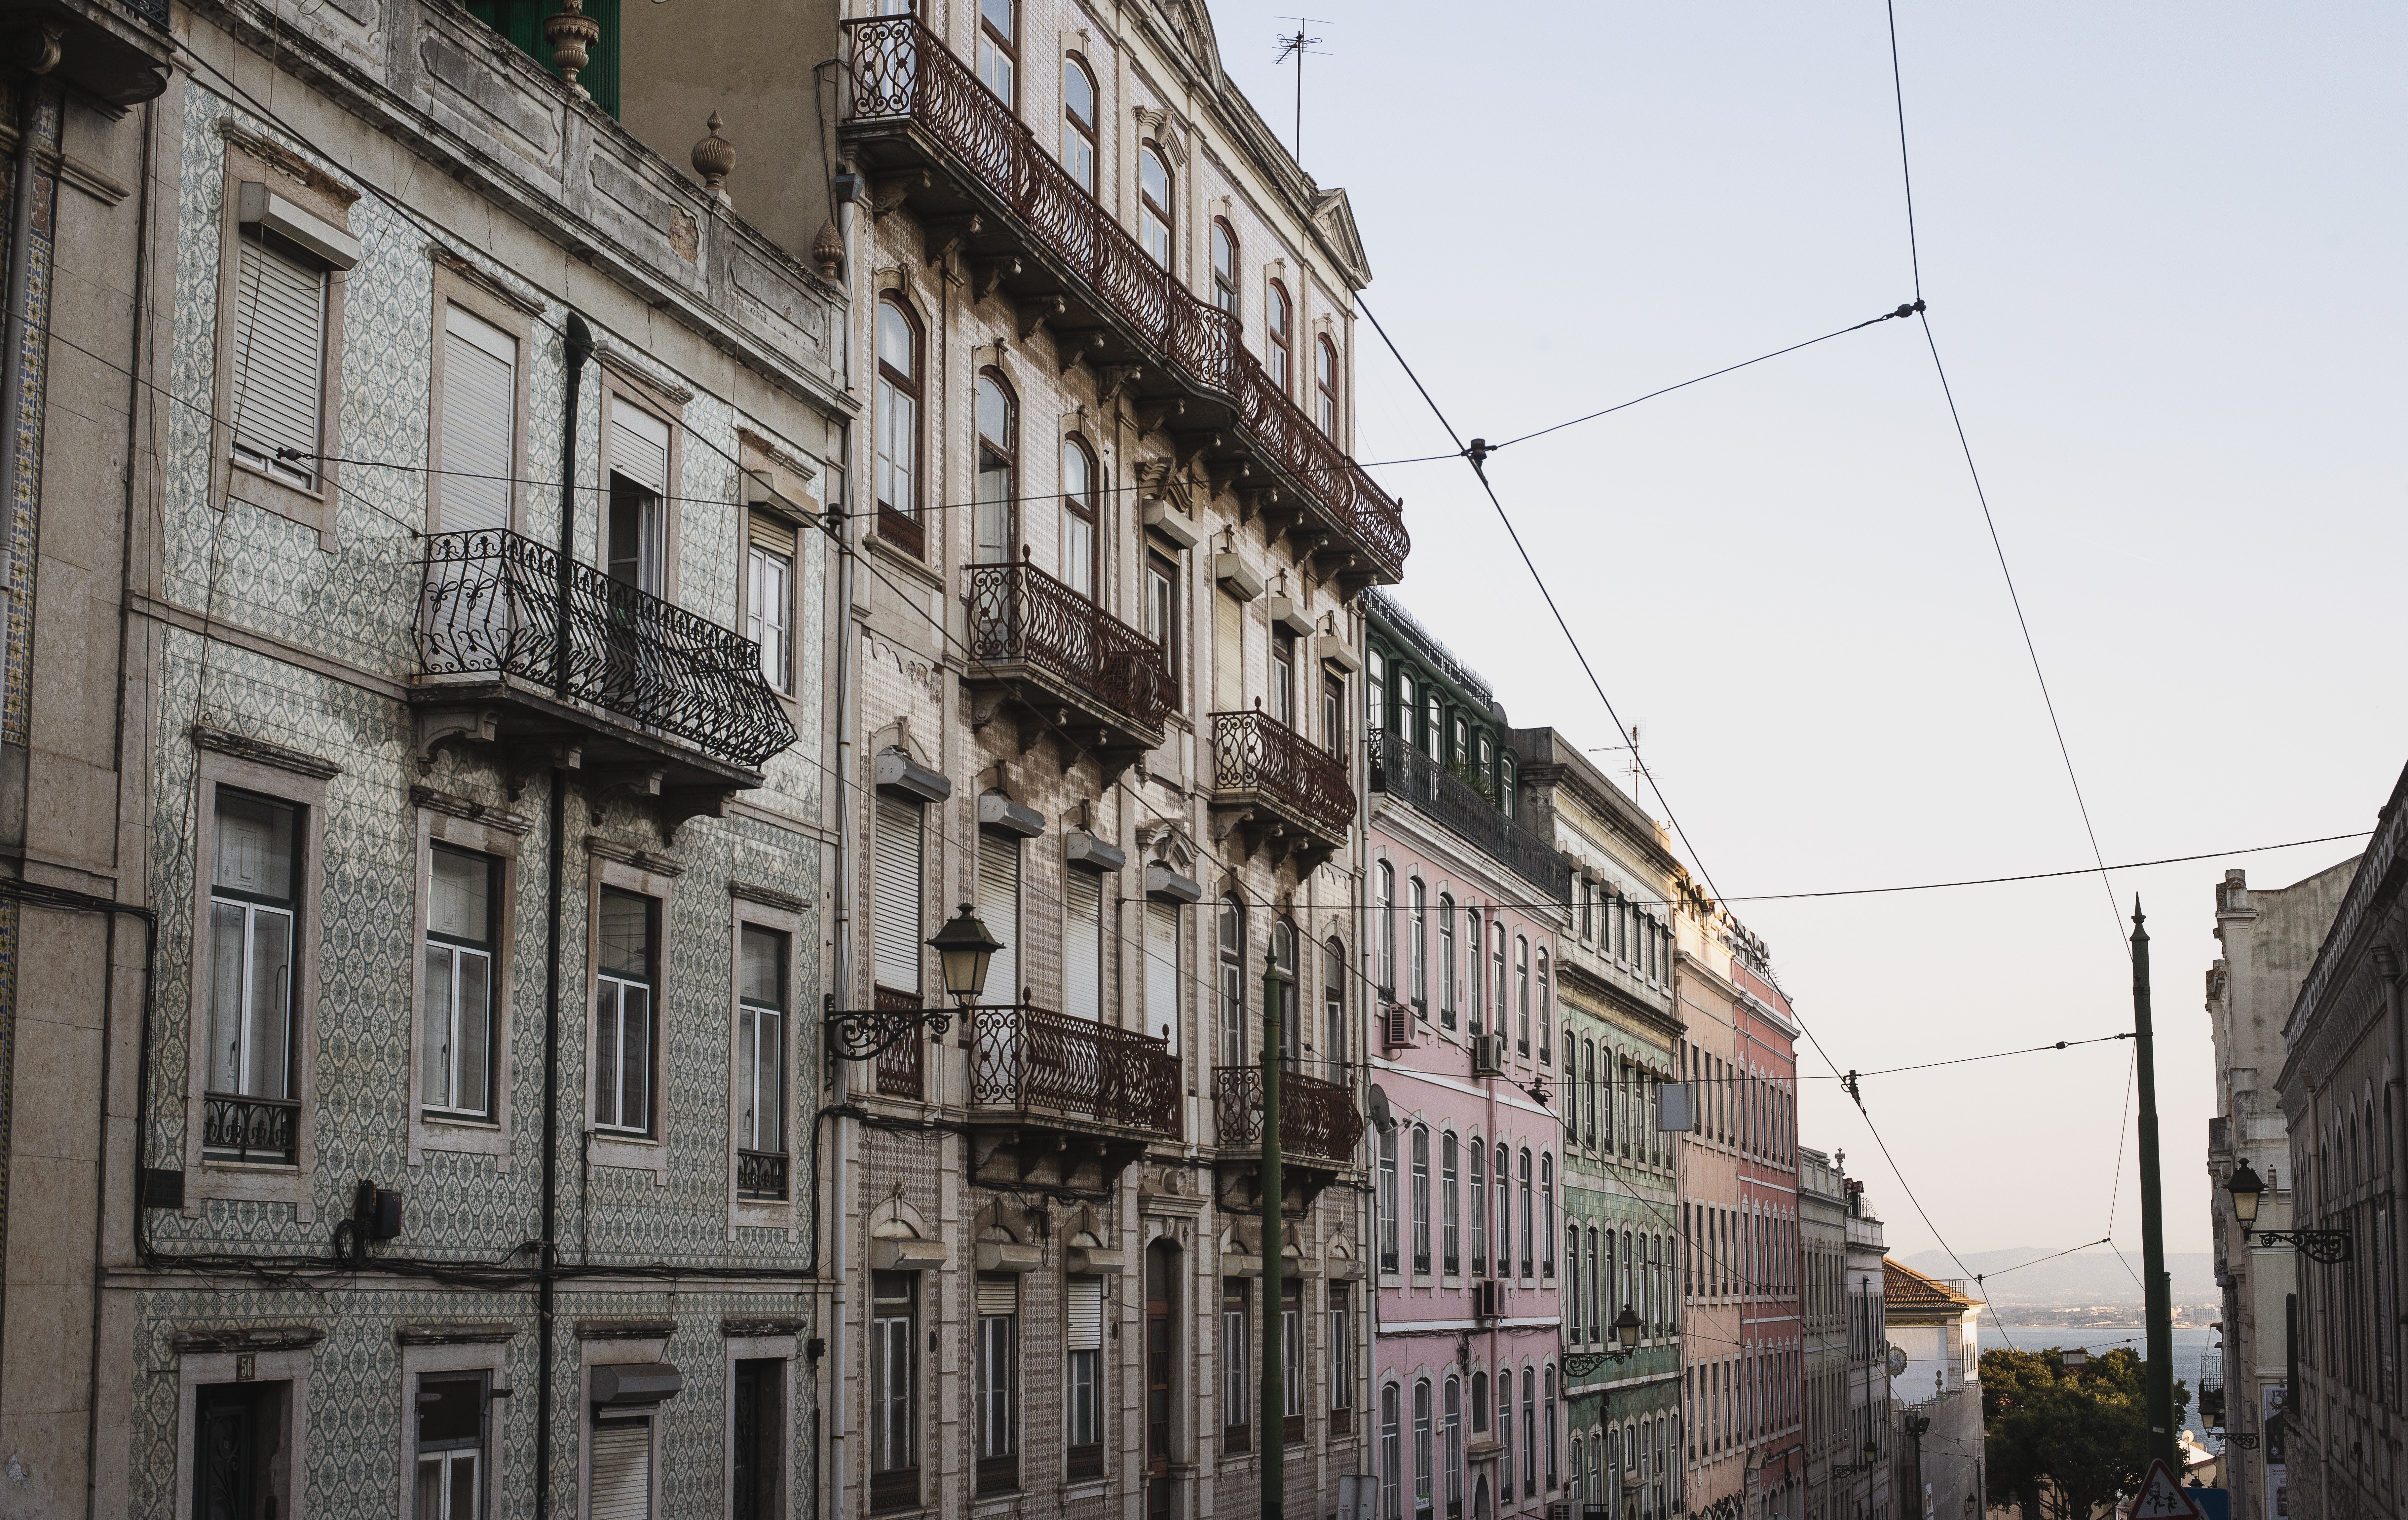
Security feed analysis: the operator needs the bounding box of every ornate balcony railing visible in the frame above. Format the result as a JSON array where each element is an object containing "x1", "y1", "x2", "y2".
[
  {"x1": 1209, "y1": 709, "x2": 1354, "y2": 841},
  {"x1": 970, "y1": 1004, "x2": 1181, "y2": 1137},
  {"x1": 966, "y1": 560, "x2": 1175, "y2": 732},
  {"x1": 873, "y1": 986, "x2": 927, "y2": 1100},
  {"x1": 1212, "y1": 1067, "x2": 1364, "y2": 1166},
  {"x1": 202, "y1": 1093, "x2": 300, "y2": 1165},
  {"x1": 736, "y1": 1148, "x2": 789, "y2": 1201},
  {"x1": 415, "y1": 528, "x2": 797, "y2": 774},
  {"x1": 1367, "y1": 729, "x2": 1572, "y2": 902},
  {"x1": 842, "y1": 14, "x2": 1408, "y2": 579}
]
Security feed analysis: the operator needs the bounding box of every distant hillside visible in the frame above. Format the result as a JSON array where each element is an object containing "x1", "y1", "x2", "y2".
[{"x1": 1897, "y1": 1248, "x2": 2215, "y2": 1309}]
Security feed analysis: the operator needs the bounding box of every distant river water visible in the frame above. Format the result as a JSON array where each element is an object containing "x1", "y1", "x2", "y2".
[{"x1": 1989, "y1": 1323, "x2": 2222, "y2": 1442}]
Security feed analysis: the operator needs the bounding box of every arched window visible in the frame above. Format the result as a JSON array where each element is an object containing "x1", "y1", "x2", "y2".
[
  {"x1": 1468, "y1": 1132, "x2": 1487, "y2": 1276},
  {"x1": 1273, "y1": 918, "x2": 1300, "y2": 1069},
  {"x1": 1438, "y1": 894, "x2": 1457, "y2": 1029},
  {"x1": 1444, "y1": 1376, "x2": 1464, "y2": 1517},
  {"x1": 1380, "y1": 1383, "x2": 1402, "y2": 1520},
  {"x1": 1518, "y1": 1149, "x2": 1534, "y2": 1277},
  {"x1": 1217, "y1": 895, "x2": 1246, "y2": 1069},
  {"x1": 1395, "y1": 669, "x2": 1416, "y2": 748},
  {"x1": 1537, "y1": 949, "x2": 1551, "y2": 1064},
  {"x1": 1500, "y1": 754, "x2": 1517, "y2": 819},
  {"x1": 1492, "y1": 921, "x2": 1507, "y2": 1039},
  {"x1": 1316, "y1": 334, "x2": 1339, "y2": 434},
  {"x1": 1211, "y1": 219, "x2": 1239, "y2": 318},
  {"x1": 1324, "y1": 936, "x2": 1347, "y2": 1073},
  {"x1": 1060, "y1": 436, "x2": 1097, "y2": 598},
  {"x1": 1515, "y1": 936, "x2": 1530, "y2": 1055},
  {"x1": 1540, "y1": 1156, "x2": 1555, "y2": 1275},
  {"x1": 976, "y1": 0, "x2": 1016, "y2": 104},
  {"x1": 1060, "y1": 55, "x2": 1097, "y2": 193},
  {"x1": 1566, "y1": 1221, "x2": 1581, "y2": 1337},
  {"x1": 1267, "y1": 280, "x2": 1294, "y2": 394},
  {"x1": 1520, "y1": 1368, "x2": 1537, "y2": 1497},
  {"x1": 1498, "y1": 1376, "x2": 1514, "y2": 1500},
  {"x1": 1587, "y1": 1228, "x2": 1601, "y2": 1341},
  {"x1": 1570, "y1": 1435, "x2": 1585, "y2": 1506},
  {"x1": 874, "y1": 298, "x2": 922, "y2": 547},
  {"x1": 1376, "y1": 860, "x2": 1397, "y2": 996},
  {"x1": 1409, "y1": 877, "x2": 1428, "y2": 1011},
  {"x1": 1495, "y1": 1144, "x2": 1511, "y2": 1279},
  {"x1": 1411, "y1": 1123, "x2": 1432, "y2": 1274},
  {"x1": 1414, "y1": 1378, "x2": 1435, "y2": 1516},
  {"x1": 1139, "y1": 144, "x2": 1173, "y2": 267},
  {"x1": 1378, "y1": 1125, "x2": 1400, "y2": 1274},
  {"x1": 974, "y1": 369, "x2": 1017, "y2": 563},
  {"x1": 1465, "y1": 914, "x2": 1484, "y2": 1035},
  {"x1": 1441, "y1": 1130, "x2": 1461, "y2": 1275},
  {"x1": 1544, "y1": 1367, "x2": 1558, "y2": 1490},
  {"x1": 1583, "y1": 1040, "x2": 1597, "y2": 1147}
]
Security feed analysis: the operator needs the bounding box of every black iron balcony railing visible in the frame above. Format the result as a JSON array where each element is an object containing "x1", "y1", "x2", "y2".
[
  {"x1": 966, "y1": 560, "x2": 1175, "y2": 733},
  {"x1": 416, "y1": 528, "x2": 796, "y2": 773},
  {"x1": 842, "y1": 14, "x2": 1408, "y2": 580},
  {"x1": 970, "y1": 1004, "x2": 1181, "y2": 1137},
  {"x1": 1209, "y1": 709, "x2": 1353, "y2": 842},
  {"x1": 1212, "y1": 1066, "x2": 1364, "y2": 1166},
  {"x1": 202, "y1": 1093, "x2": 300, "y2": 1165},
  {"x1": 1367, "y1": 729, "x2": 1572, "y2": 902},
  {"x1": 736, "y1": 1148, "x2": 788, "y2": 1201}
]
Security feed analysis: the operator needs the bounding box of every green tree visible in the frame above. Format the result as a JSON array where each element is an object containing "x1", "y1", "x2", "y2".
[{"x1": 1981, "y1": 1345, "x2": 2190, "y2": 1520}]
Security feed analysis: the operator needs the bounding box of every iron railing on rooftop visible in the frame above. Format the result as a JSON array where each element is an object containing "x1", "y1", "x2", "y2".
[{"x1": 1368, "y1": 728, "x2": 1572, "y2": 902}]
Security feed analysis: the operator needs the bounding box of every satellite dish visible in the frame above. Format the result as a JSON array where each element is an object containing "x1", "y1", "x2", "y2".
[
  {"x1": 1368, "y1": 1084, "x2": 1394, "y2": 1133},
  {"x1": 1887, "y1": 1346, "x2": 1909, "y2": 1378}
]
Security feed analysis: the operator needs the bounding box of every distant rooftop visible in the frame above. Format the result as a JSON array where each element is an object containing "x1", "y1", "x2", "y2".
[
  {"x1": 1364, "y1": 587, "x2": 1495, "y2": 709},
  {"x1": 1885, "y1": 1257, "x2": 1984, "y2": 1311}
]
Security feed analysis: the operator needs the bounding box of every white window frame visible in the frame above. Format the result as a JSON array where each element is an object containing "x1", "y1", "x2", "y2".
[
  {"x1": 407, "y1": 802, "x2": 524, "y2": 1170},
  {"x1": 580, "y1": 1332, "x2": 674, "y2": 1520},
  {"x1": 584, "y1": 847, "x2": 679, "y2": 1183},
  {"x1": 729, "y1": 886, "x2": 806, "y2": 1236},
  {"x1": 398, "y1": 1331, "x2": 512, "y2": 1520},
  {"x1": 426, "y1": 266, "x2": 536, "y2": 536},
  {"x1": 744, "y1": 512, "x2": 800, "y2": 697}
]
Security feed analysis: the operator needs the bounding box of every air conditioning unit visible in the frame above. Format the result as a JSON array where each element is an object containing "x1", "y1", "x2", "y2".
[
  {"x1": 1471, "y1": 1034, "x2": 1507, "y2": 1077},
  {"x1": 1383, "y1": 1002, "x2": 1416, "y2": 1050},
  {"x1": 1473, "y1": 1279, "x2": 1501, "y2": 1318}
]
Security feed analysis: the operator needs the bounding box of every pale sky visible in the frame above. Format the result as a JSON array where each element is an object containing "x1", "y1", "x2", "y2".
[{"x1": 1212, "y1": 1, "x2": 2408, "y2": 1267}]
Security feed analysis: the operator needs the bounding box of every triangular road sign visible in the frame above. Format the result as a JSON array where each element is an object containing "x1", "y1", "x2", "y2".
[{"x1": 2128, "y1": 1458, "x2": 2207, "y2": 1519}]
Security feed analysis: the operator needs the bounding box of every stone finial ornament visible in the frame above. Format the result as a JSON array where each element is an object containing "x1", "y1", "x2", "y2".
[
  {"x1": 692, "y1": 113, "x2": 735, "y2": 198},
  {"x1": 812, "y1": 220, "x2": 843, "y2": 279},
  {"x1": 543, "y1": 0, "x2": 601, "y2": 99}
]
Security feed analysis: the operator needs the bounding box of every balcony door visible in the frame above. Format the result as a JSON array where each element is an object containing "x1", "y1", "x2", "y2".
[{"x1": 603, "y1": 404, "x2": 671, "y2": 702}]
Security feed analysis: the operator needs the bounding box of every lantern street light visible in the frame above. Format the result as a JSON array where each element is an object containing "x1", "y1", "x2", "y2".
[
  {"x1": 1833, "y1": 1440, "x2": 1881, "y2": 1477},
  {"x1": 1562, "y1": 1305, "x2": 1651, "y2": 1378},
  {"x1": 2226, "y1": 1158, "x2": 2353, "y2": 1263},
  {"x1": 824, "y1": 903, "x2": 1003, "y2": 1062}
]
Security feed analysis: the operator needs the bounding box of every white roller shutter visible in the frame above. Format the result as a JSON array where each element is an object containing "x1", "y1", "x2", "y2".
[
  {"x1": 1065, "y1": 1278, "x2": 1103, "y2": 1351},
  {"x1": 977, "y1": 834, "x2": 1020, "y2": 1007},
  {"x1": 1145, "y1": 899, "x2": 1179, "y2": 1052},
  {"x1": 438, "y1": 306, "x2": 515, "y2": 533},
  {"x1": 871, "y1": 798, "x2": 923, "y2": 994},
  {"x1": 1064, "y1": 867, "x2": 1102, "y2": 1020},
  {"x1": 611, "y1": 406, "x2": 672, "y2": 495},
  {"x1": 228, "y1": 236, "x2": 326, "y2": 487},
  {"x1": 588, "y1": 1417, "x2": 653, "y2": 1520},
  {"x1": 1212, "y1": 589, "x2": 1244, "y2": 715},
  {"x1": 977, "y1": 1275, "x2": 1019, "y2": 1318}
]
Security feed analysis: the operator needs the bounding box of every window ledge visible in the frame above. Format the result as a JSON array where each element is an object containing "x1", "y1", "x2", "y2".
[{"x1": 1059, "y1": 1480, "x2": 1109, "y2": 1500}]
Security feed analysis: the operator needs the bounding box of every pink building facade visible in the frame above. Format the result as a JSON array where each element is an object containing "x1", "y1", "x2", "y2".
[{"x1": 1731, "y1": 948, "x2": 1804, "y2": 1520}]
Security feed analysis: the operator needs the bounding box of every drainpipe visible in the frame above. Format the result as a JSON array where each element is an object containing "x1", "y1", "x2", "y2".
[
  {"x1": 535, "y1": 313, "x2": 593, "y2": 1520},
  {"x1": 823, "y1": 425, "x2": 857, "y2": 1520},
  {"x1": 0, "y1": 49, "x2": 56, "y2": 733}
]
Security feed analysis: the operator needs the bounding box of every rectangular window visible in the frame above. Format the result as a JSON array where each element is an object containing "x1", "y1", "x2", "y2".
[
  {"x1": 747, "y1": 513, "x2": 797, "y2": 693},
  {"x1": 1272, "y1": 626, "x2": 1297, "y2": 729},
  {"x1": 977, "y1": 833, "x2": 1021, "y2": 1008},
  {"x1": 869, "y1": 1273, "x2": 919, "y2": 1508},
  {"x1": 422, "y1": 845, "x2": 498, "y2": 1120},
  {"x1": 976, "y1": 1276, "x2": 1020, "y2": 1492},
  {"x1": 871, "y1": 798, "x2": 923, "y2": 994},
  {"x1": 1213, "y1": 587, "x2": 1245, "y2": 716},
  {"x1": 736, "y1": 925, "x2": 787, "y2": 1196},
  {"x1": 1146, "y1": 898, "x2": 1181, "y2": 1050},
  {"x1": 1147, "y1": 552, "x2": 1180, "y2": 697},
  {"x1": 590, "y1": 1411, "x2": 655, "y2": 1520},
  {"x1": 607, "y1": 406, "x2": 672, "y2": 595},
  {"x1": 413, "y1": 1371, "x2": 486, "y2": 1520},
  {"x1": 1283, "y1": 1279, "x2": 1304, "y2": 1440},
  {"x1": 1330, "y1": 1284, "x2": 1353, "y2": 1422},
  {"x1": 206, "y1": 789, "x2": 301, "y2": 1161},
  {"x1": 1324, "y1": 671, "x2": 1346, "y2": 757},
  {"x1": 1222, "y1": 1279, "x2": 1251, "y2": 1449},
  {"x1": 1065, "y1": 865, "x2": 1104, "y2": 1020},
  {"x1": 592, "y1": 888, "x2": 657, "y2": 1134},
  {"x1": 229, "y1": 232, "x2": 327, "y2": 490},
  {"x1": 731, "y1": 1358, "x2": 784, "y2": 1520},
  {"x1": 436, "y1": 304, "x2": 515, "y2": 532},
  {"x1": 1067, "y1": 1276, "x2": 1105, "y2": 1475}
]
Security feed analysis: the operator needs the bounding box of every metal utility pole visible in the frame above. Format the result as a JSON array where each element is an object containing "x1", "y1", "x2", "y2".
[
  {"x1": 1261, "y1": 948, "x2": 1288, "y2": 1520},
  {"x1": 2131, "y1": 897, "x2": 2177, "y2": 1470},
  {"x1": 1273, "y1": 19, "x2": 1326, "y2": 166}
]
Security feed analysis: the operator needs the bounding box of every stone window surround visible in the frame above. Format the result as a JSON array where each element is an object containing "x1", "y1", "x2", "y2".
[
  {"x1": 181, "y1": 733, "x2": 335, "y2": 1218},
  {"x1": 596, "y1": 358, "x2": 688, "y2": 598},
  {"x1": 426, "y1": 260, "x2": 539, "y2": 536},
  {"x1": 396, "y1": 1327, "x2": 516, "y2": 1518},
  {"x1": 170, "y1": 1343, "x2": 314, "y2": 1520},
  {"x1": 728, "y1": 881, "x2": 808, "y2": 1239},
  {"x1": 721, "y1": 1328, "x2": 801, "y2": 1516},
  {"x1": 580, "y1": 1328, "x2": 675, "y2": 1520},
  {"x1": 208, "y1": 136, "x2": 355, "y2": 554},
  {"x1": 406, "y1": 795, "x2": 529, "y2": 1170},
  {"x1": 584, "y1": 845, "x2": 682, "y2": 1183},
  {"x1": 737, "y1": 429, "x2": 822, "y2": 714}
]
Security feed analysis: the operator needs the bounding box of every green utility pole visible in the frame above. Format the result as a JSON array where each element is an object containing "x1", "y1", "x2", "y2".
[
  {"x1": 2132, "y1": 898, "x2": 2177, "y2": 1470},
  {"x1": 1260, "y1": 948, "x2": 1287, "y2": 1520}
]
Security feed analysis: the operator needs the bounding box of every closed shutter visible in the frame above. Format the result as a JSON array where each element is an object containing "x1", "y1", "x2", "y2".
[
  {"x1": 871, "y1": 798, "x2": 923, "y2": 993},
  {"x1": 612, "y1": 406, "x2": 672, "y2": 494},
  {"x1": 749, "y1": 511, "x2": 798, "y2": 559},
  {"x1": 437, "y1": 305, "x2": 515, "y2": 533},
  {"x1": 1145, "y1": 900, "x2": 1179, "y2": 1051},
  {"x1": 1066, "y1": 1278, "x2": 1104, "y2": 1351},
  {"x1": 1064, "y1": 866, "x2": 1102, "y2": 1020},
  {"x1": 228, "y1": 236, "x2": 326, "y2": 484},
  {"x1": 977, "y1": 1275, "x2": 1019, "y2": 1318},
  {"x1": 589, "y1": 1417, "x2": 653, "y2": 1520},
  {"x1": 977, "y1": 834, "x2": 1020, "y2": 1007},
  {"x1": 1212, "y1": 589, "x2": 1244, "y2": 714}
]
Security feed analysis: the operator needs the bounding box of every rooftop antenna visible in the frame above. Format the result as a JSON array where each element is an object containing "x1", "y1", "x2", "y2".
[
  {"x1": 1274, "y1": 17, "x2": 1328, "y2": 166},
  {"x1": 1588, "y1": 724, "x2": 1645, "y2": 800}
]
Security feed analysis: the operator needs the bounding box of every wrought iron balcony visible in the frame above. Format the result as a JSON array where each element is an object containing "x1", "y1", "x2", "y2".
[
  {"x1": 1212, "y1": 1066, "x2": 1365, "y2": 1169},
  {"x1": 202, "y1": 1093, "x2": 299, "y2": 1165},
  {"x1": 965, "y1": 560, "x2": 1173, "y2": 774},
  {"x1": 969, "y1": 1003, "x2": 1181, "y2": 1140},
  {"x1": 736, "y1": 1148, "x2": 789, "y2": 1201},
  {"x1": 841, "y1": 13, "x2": 1408, "y2": 590},
  {"x1": 1368, "y1": 729, "x2": 1572, "y2": 902},
  {"x1": 411, "y1": 529, "x2": 797, "y2": 802},
  {"x1": 1208, "y1": 708, "x2": 1354, "y2": 863}
]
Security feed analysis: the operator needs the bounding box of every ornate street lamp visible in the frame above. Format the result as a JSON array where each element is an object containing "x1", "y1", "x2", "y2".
[
  {"x1": 1613, "y1": 1304, "x2": 1643, "y2": 1353},
  {"x1": 825, "y1": 903, "x2": 1002, "y2": 1061},
  {"x1": 1562, "y1": 1305, "x2": 1651, "y2": 1377},
  {"x1": 2227, "y1": 1158, "x2": 2352, "y2": 1263}
]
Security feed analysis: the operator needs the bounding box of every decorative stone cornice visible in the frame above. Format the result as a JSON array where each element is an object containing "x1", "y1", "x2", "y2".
[
  {"x1": 411, "y1": 784, "x2": 533, "y2": 835},
  {"x1": 172, "y1": 1324, "x2": 326, "y2": 1353},
  {"x1": 720, "y1": 1316, "x2": 807, "y2": 1339},
  {"x1": 587, "y1": 836, "x2": 685, "y2": 877},
  {"x1": 192, "y1": 724, "x2": 343, "y2": 780},
  {"x1": 730, "y1": 878, "x2": 809, "y2": 914},
  {"x1": 574, "y1": 1317, "x2": 676, "y2": 1342},
  {"x1": 395, "y1": 1321, "x2": 519, "y2": 1346}
]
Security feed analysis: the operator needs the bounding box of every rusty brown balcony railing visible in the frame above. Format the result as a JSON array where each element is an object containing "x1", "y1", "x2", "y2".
[
  {"x1": 842, "y1": 13, "x2": 1408, "y2": 581},
  {"x1": 966, "y1": 559, "x2": 1175, "y2": 737},
  {"x1": 736, "y1": 1148, "x2": 789, "y2": 1201},
  {"x1": 970, "y1": 1004, "x2": 1181, "y2": 1138},
  {"x1": 202, "y1": 1093, "x2": 300, "y2": 1165},
  {"x1": 1208, "y1": 708, "x2": 1354, "y2": 843},
  {"x1": 1212, "y1": 1066, "x2": 1365, "y2": 1166}
]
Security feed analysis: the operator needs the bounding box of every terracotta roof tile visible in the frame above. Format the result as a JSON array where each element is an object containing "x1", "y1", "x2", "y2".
[{"x1": 1884, "y1": 1257, "x2": 1982, "y2": 1310}]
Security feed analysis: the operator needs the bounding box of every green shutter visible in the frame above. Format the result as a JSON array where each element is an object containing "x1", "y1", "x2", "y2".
[{"x1": 462, "y1": 0, "x2": 621, "y2": 119}]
